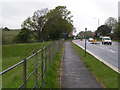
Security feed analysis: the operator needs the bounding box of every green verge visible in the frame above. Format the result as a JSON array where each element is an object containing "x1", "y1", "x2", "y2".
[
  {"x1": 2, "y1": 42, "x2": 49, "y2": 88},
  {"x1": 42, "y1": 48, "x2": 63, "y2": 88},
  {"x1": 71, "y1": 41, "x2": 119, "y2": 88}
]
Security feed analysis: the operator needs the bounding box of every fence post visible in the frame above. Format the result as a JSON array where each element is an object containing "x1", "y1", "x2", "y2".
[
  {"x1": 49, "y1": 44, "x2": 51, "y2": 65},
  {"x1": 41, "y1": 48, "x2": 44, "y2": 86},
  {"x1": 59, "y1": 40, "x2": 61, "y2": 50},
  {"x1": 52, "y1": 43, "x2": 54, "y2": 59},
  {"x1": 45, "y1": 47, "x2": 48, "y2": 71},
  {"x1": 57, "y1": 40, "x2": 59, "y2": 52},
  {"x1": 55, "y1": 42, "x2": 58, "y2": 54},
  {"x1": 34, "y1": 51, "x2": 38, "y2": 88},
  {"x1": 50, "y1": 43, "x2": 53, "y2": 63},
  {"x1": 46, "y1": 46, "x2": 48, "y2": 69},
  {"x1": 23, "y1": 58, "x2": 27, "y2": 89}
]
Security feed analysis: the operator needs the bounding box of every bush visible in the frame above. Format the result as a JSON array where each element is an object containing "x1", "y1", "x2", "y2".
[
  {"x1": 13, "y1": 28, "x2": 31, "y2": 43},
  {"x1": 3, "y1": 27, "x2": 10, "y2": 31}
]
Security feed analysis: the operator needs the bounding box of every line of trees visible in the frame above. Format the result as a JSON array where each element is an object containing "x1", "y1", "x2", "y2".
[
  {"x1": 14, "y1": 6, "x2": 74, "y2": 43},
  {"x1": 77, "y1": 17, "x2": 120, "y2": 41},
  {"x1": 77, "y1": 31, "x2": 93, "y2": 39},
  {"x1": 95, "y1": 17, "x2": 119, "y2": 40}
]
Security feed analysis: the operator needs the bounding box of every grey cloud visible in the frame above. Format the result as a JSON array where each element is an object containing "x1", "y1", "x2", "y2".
[
  {"x1": 118, "y1": 1, "x2": 120, "y2": 17},
  {"x1": 0, "y1": 0, "x2": 119, "y2": 33},
  {"x1": 0, "y1": 2, "x2": 58, "y2": 28}
]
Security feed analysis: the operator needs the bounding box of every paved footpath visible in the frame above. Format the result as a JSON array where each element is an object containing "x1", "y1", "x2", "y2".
[{"x1": 61, "y1": 41, "x2": 103, "y2": 88}]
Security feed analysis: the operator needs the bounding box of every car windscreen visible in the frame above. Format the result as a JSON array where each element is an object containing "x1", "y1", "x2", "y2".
[{"x1": 103, "y1": 38, "x2": 110, "y2": 40}]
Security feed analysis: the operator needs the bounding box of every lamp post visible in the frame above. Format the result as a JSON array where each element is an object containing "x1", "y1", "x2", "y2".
[
  {"x1": 85, "y1": 28, "x2": 87, "y2": 57},
  {"x1": 94, "y1": 18, "x2": 100, "y2": 28},
  {"x1": 97, "y1": 18, "x2": 99, "y2": 27}
]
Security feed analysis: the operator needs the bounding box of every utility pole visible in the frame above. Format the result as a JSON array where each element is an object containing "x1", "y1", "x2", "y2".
[
  {"x1": 85, "y1": 28, "x2": 87, "y2": 57},
  {"x1": 94, "y1": 18, "x2": 100, "y2": 28},
  {"x1": 98, "y1": 18, "x2": 99, "y2": 27}
]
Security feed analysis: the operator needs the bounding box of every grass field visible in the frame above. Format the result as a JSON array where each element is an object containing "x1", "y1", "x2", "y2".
[
  {"x1": 2, "y1": 42, "x2": 49, "y2": 88},
  {"x1": 71, "y1": 41, "x2": 118, "y2": 88},
  {"x1": 2, "y1": 40, "x2": 63, "y2": 88},
  {"x1": 2, "y1": 42, "x2": 48, "y2": 70}
]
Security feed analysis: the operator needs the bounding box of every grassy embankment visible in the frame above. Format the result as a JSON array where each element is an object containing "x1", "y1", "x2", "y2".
[
  {"x1": 2, "y1": 42, "x2": 49, "y2": 88},
  {"x1": 2, "y1": 29, "x2": 63, "y2": 88},
  {"x1": 2, "y1": 30, "x2": 20, "y2": 44},
  {"x1": 71, "y1": 41, "x2": 119, "y2": 88},
  {"x1": 2, "y1": 41, "x2": 63, "y2": 88},
  {"x1": 2, "y1": 42, "x2": 48, "y2": 70}
]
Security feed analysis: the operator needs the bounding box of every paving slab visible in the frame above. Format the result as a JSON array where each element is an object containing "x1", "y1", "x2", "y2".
[{"x1": 61, "y1": 41, "x2": 103, "y2": 88}]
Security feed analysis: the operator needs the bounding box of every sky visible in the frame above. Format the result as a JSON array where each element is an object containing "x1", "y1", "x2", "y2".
[
  {"x1": 0, "y1": 0, "x2": 119, "y2": 35},
  {"x1": 118, "y1": 1, "x2": 120, "y2": 17}
]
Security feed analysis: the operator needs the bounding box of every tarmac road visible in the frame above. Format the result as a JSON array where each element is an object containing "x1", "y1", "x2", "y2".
[{"x1": 73, "y1": 39, "x2": 119, "y2": 72}]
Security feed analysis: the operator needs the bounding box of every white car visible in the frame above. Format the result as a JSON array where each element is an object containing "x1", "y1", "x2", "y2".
[
  {"x1": 102, "y1": 36, "x2": 112, "y2": 45},
  {"x1": 88, "y1": 38, "x2": 94, "y2": 42}
]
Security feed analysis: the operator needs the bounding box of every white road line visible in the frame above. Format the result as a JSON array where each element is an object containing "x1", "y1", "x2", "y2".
[
  {"x1": 74, "y1": 40, "x2": 116, "y2": 53},
  {"x1": 73, "y1": 41, "x2": 119, "y2": 74},
  {"x1": 92, "y1": 44, "x2": 116, "y2": 54},
  {"x1": 109, "y1": 50, "x2": 116, "y2": 53}
]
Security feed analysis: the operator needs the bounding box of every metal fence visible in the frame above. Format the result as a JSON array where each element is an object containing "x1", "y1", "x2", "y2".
[{"x1": 0, "y1": 39, "x2": 63, "y2": 89}]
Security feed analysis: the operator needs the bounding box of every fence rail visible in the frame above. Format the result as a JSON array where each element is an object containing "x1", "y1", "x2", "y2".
[{"x1": 1, "y1": 39, "x2": 64, "y2": 89}]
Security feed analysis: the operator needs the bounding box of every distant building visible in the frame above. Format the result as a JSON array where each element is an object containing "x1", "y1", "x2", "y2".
[{"x1": 118, "y1": 1, "x2": 120, "y2": 22}]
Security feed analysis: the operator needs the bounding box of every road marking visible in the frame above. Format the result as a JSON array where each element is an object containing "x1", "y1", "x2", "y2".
[
  {"x1": 109, "y1": 50, "x2": 116, "y2": 53},
  {"x1": 74, "y1": 40, "x2": 116, "y2": 53},
  {"x1": 93, "y1": 45, "x2": 116, "y2": 54},
  {"x1": 73, "y1": 41, "x2": 119, "y2": 74}
]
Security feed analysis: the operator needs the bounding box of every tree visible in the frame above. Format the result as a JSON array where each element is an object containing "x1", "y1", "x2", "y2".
[
  {"x1": 3, "y1": 27, "x2": 10, "y2": 31},
  {"x1": 78, "y1": 30, "x2": 93, "y2": 39},
  {"x1": 105, "y1": 17, "x2": 117, "y2": 31},
  {"x1": 72, "y1": 27, "x2": 77, "y2": 35},
  {"x1": 21, "y1": 6, "x2": 73, "y2": 41},
  {"x1": 13, "y1": 28, "x2": 31, "y2": 43},
  {"x1": 43, "y1": 6, "x2": 73, "y2": 40},
  {"x1": 21, "y1": 8, "x2": 49, "y2": 41},
  {"x1": 78, "y1": 31, "x2": 85, "y2": 38},
  {"x1": 86, "y1": 31, "x2": 93, "y2": 38},
  {"x1": 96, "y1": 25, "x2": 111, "y2": 36}
]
